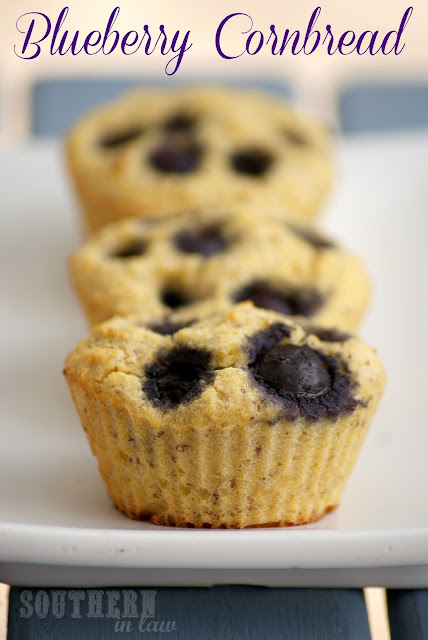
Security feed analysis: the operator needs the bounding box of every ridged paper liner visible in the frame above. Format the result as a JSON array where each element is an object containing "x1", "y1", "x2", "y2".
[{"x1": 68, "y1": 375, "x2": 378, "y2": 528}]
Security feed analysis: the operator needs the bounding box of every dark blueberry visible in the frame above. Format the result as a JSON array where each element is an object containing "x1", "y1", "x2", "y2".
[
  {"x1": 290, "y1": 289, "x2": 325, "y2": 316},
  {"x1": 290, "y1": 225, "x2": 335, "y2": 250},
  {"x1": 150, "y1": 140, "x2": 202, "y2": 174},
  {"x1": 306, "y1": 326, "x2": 350, "y2": 343},
  {"x1": 234, "y1": 282, "x2": 292, "y2": 315},
  {"x1": 248, "y1": 323, "x2": 291, "y2": 360},
  {"x1": 248, "y1": 326, "x2": 358, "y2": 421},
  {"x1": 99, "y1": 126, "x2": 144, "y2": 149},
  {"x1": 149, "y1": 319, "x2": 194, "y2": 335},
  {"x1": 284, "y1": 129, "x2": 307, "y2": 147},
  {"x1": 174, "y1": 226, "x2": 226, "y2": 257},
  {"x1": 143, "y1": 346, "x2": 213, "y2": 408},
  {"x1": 111, "y1": 239, "x2": 146, "y2": 259},
  {"x1": 161, "y1": 289, "x2": 189, "y2": 309},
  {"x1": 234, "y1": 282, "x2": 324, "y2": 317},
  {"x1": 256, "y1": 344, "x2": 331, "y2": 399},
  {"x1": 230, "y1": 148, "x2": 274, "y2": 177},
  {"x1": 163, "y1": 113, "x2": 196, "y2": 133}
]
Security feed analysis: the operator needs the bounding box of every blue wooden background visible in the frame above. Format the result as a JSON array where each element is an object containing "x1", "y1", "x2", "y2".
[
  {"x1": 8, "y1": 586, "x2": 428, "y2": 638},
  {"x1": 8, "y1": 586, "x2": 372, "y2": 639},
  {"x1": 31, "y1": 77, "x2": 428, "y2": 136}
]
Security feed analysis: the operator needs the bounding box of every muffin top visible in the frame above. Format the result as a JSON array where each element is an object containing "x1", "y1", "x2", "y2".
[
  {"x1": 66, "y1": 86, "x2": 334, "y2": 227},
  {"x1": 69, "y1": 205, "x2": 370, "y2": 331},
  {"x1": 64, "y1": 302, "x2": 385, "y2": 428}
]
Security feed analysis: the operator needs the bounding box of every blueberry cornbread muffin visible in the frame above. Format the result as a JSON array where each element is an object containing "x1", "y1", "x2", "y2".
[
  {"x1": 69, "y1": 207, "x2": 370, "y2": 331},
  {"x1": 66, "y1": 87, "x2": 334, "y2": 231},
  {"x1": 63, "y1": 303, "x2": 386, "y2": 528}
]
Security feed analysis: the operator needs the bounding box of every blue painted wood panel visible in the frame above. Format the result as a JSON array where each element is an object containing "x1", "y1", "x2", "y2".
[
  {"x1": 339, "y1": 84, "x2": 428, "y2": 134},
  {"x1": 31, "y1": 78, "x2": 291, "y2": 137},
  {"x1": 388, "y1": 589, "x2": 428, "y2": 640},
  {"x1": 8, "y1": 586, "x2": 372, "y2": 639}
]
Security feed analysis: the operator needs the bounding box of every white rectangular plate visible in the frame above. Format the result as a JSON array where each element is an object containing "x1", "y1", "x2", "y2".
[{"x1": 1, "y1": 133, "x2": 428, "y2": 587}]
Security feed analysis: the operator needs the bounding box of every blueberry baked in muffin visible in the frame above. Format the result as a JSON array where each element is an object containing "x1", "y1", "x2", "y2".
[
  {"x1": 69, "y1": 206, "x2": 370, "y2": 330},
  {"x1": 64, "y1": 303, "x2": 385, "y2": 528},
  {"x1": 66, "y1": 87, "x2": 334, "y2": 231}
]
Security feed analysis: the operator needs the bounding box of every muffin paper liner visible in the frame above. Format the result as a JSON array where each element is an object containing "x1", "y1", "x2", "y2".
[{"x1": 67, "y1": 374, "x2": 378, "y2": 528}]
